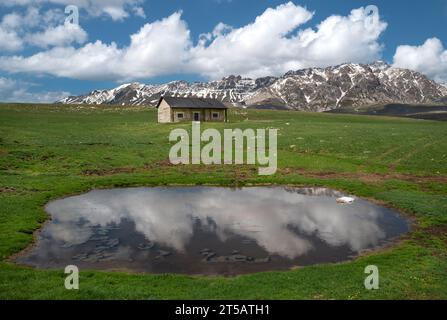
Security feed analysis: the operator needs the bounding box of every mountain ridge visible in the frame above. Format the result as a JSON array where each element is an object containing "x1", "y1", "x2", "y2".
[{"x1": 58, "y1": 62, "x2": 447, "y2": 112}]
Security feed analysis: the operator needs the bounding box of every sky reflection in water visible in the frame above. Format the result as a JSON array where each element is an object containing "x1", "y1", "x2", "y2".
[{"x1": 18, "y1": 187, "x2": 409, "y2": 275}]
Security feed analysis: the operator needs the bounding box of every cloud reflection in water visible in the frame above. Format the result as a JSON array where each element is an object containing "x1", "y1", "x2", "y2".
[{"x1": 45, "y1": 187, "x2": 400, "y2": 259}]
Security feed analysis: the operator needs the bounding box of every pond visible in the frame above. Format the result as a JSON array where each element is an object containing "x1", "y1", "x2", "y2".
[{"x1": 17, "y1": 186, "x2": 410, "y2": 276}]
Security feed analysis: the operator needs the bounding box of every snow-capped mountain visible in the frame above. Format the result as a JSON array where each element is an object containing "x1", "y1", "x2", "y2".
[{"x1": 59, "y1": 62, "x2": 447, "y2": 112}]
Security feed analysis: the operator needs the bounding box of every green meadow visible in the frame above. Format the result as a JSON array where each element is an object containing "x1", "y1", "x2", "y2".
[{"x1": 0, "y1": 103, "x2": 446, "y2": 299}]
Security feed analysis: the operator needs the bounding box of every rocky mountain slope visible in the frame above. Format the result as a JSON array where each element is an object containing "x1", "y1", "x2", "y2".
[{"x1": 59, "y1": 62, "x2": 447, "y2": 112}]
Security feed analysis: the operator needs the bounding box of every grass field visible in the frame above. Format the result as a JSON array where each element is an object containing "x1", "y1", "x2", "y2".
[
  {"x1": 328, "y1": 103, "x2": 447, "y2": 121},
  {"x1": 0, "y1": 103, "x2": 446, "y2": 299}
]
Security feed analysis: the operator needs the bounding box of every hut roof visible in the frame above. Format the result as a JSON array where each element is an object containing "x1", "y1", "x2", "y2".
[{"x1": 156, "y1": 96, "x2": 228, "y2": 109}]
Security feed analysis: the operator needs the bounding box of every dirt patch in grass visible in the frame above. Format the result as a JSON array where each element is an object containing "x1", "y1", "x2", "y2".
[
  {"x1": 143, "y1": 158, "x2": 174, "y2": 169},
  {"x1": 82, "y1": 159, "x2": 175, "y2": 176},
  {"x1": 0, "y1": 186, "x2": 16, "y2": 193},
  {"x1": 423, "y1": 224, "x2": 447, "y2": 242},
  {"x1": 81, "y1": 160, "x2": 262, "y2": 179},
  {"x1": 83, "y1": 167, "x2": 137, "y2": 176},
  {"x1": 278, "y1": 168, "x2": 447, "y2": 185},
  {"x1": 411, "y1": 224, "x2": 447, "y2": 258}
]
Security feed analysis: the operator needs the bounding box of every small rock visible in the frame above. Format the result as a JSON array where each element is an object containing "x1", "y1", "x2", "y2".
[
  {"x1": 96, "y1": 229, "x2": 109, "y2": 236},
  {"x1": 254, "y1": 257, "x2": 271, "y2": 263},
  {"x1": 230, "y1": 254, "x2": 249, "y2": 262},
  {"x1": 137, "y1": 242, "x2": 154, "y2": 250},
  {"x1": 105, "y1": 238, "x2": 119, "y2": 248},
  {"x1": 97, "y1": 252, "x2": 114, "y2": 261},
  {"x1": 72, "y1": 253, "x2": 89, "y2": 261},
  {"x1": 93, "y1": 245, "x2": 108, "y2": 253},
  {"x1": 89, "y1": 235, "x2": 109, "y2": 242},
  {"x1": 60, "y1": 242, "x2": 74, "y2": 248},
  {"x1": 155, "y1": 250, "x2": 171, "y2": 259},
  {"x1": 204, "y1": 252, "x2": 216, "y2": 260}
]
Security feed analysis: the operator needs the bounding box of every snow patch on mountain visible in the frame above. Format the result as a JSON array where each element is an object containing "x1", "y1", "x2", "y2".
[{"x1": 59, "y1": 62, "x2": 447, "y2": 112}]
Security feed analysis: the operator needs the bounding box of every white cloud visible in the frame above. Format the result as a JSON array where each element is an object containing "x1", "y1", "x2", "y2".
[
  {"x1": 0, "y1": 77, "x2": 16, "y2": 93},
  {"x1": 393, "y1": 38, "x2": 447, "y2": 83},
  {"x1": 1, "y1": 7, "x2": 42, "y2": 31},
  {"x1": 190, "y1": 4, "x2": 387, "y2": 78},
  {"x1": 119, "y1": 11, "x2": 191, "y2": 79},
  {"x1": 0, "y1": 27, "x2": 23, "y2": 51},
  {"x1": 0, "y1": 3, "x2": 388, "y2": 81},
  {"x1": 0, "y1": 12, "x2": 190, "y2": 81},
  {"x1": 0, "y1": 77, "x2": 70, "y2": 102},
  {"x1": 26, "y1": 23, "x2": 88, "y2": 48},
  {"x1": 132, "y1": 6, "x2": 146, "y2": 18},
  {"x1": 0, "y1": 0, "x2": 146, "y2": 21},
  {"x1": 0, "y1": 7, "x2": 88, "y2": 50},
  {"x1": 189, "y1": 2, "x2": 314, "y2": 78}
]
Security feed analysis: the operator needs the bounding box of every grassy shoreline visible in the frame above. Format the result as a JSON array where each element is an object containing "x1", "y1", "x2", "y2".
[{"x1": 0, "y1": 104, "x2": 446, "y2": 299}]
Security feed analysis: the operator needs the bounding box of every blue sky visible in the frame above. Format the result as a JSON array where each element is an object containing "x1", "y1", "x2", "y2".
[{"x1": 0, "y1": 0, "x2": 446, "y2": 102}]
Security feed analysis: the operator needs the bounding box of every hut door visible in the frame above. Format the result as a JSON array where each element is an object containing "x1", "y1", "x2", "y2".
[{"x1": 193, "y1": 112, "x2": 200, "y2": 122}]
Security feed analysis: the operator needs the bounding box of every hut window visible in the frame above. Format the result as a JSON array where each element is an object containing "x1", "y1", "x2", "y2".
[
  {"x1": 177, "y1": 112, "x2": 184, "y2": 119},
  {"x1": 212, "y1": 112, "x2": 219, "y2": 119}
]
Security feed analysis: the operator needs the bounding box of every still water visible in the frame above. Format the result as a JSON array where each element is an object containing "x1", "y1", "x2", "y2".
[{"x1": 17, "y1": 187, "x2": 409, "y2": 275}]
